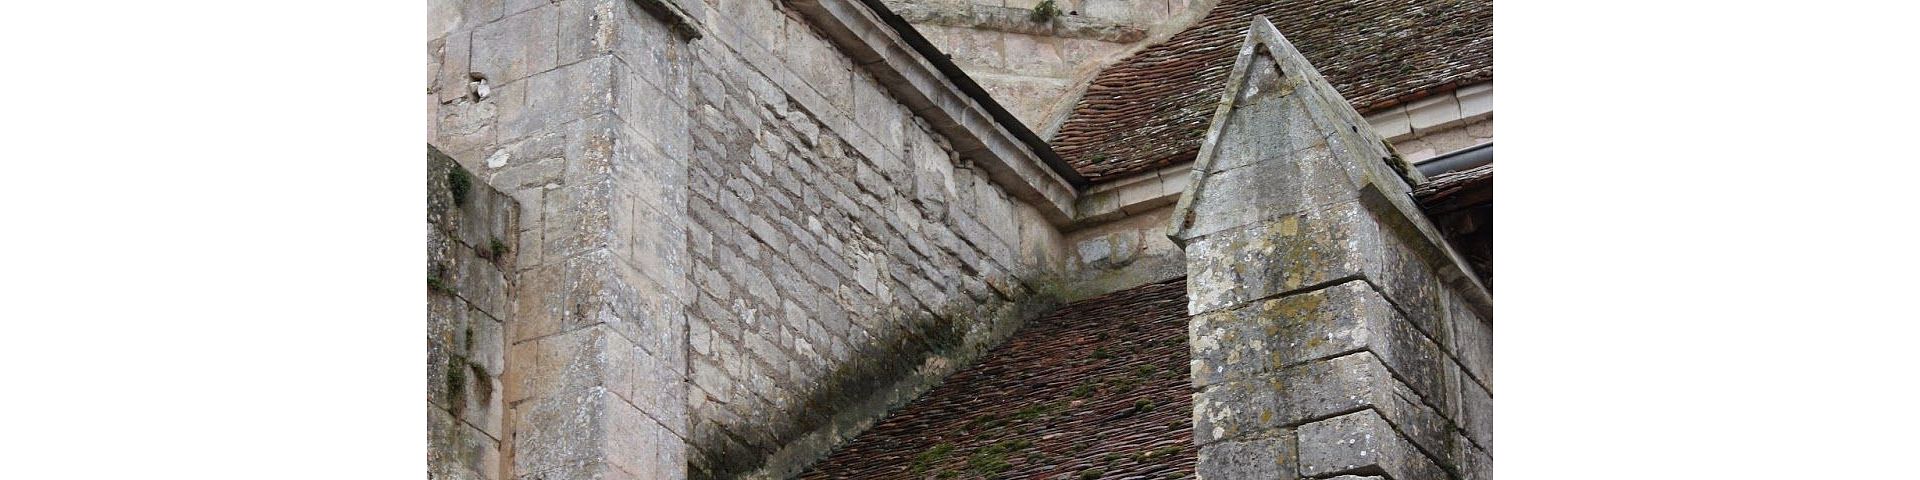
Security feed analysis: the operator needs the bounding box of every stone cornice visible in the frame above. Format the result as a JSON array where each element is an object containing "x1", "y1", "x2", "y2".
[{"x1": 784, "y1": 0, "x2": 1084, "y2": 226}]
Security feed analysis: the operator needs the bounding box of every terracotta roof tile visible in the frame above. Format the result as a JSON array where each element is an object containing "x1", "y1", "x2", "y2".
[
  {"x1": 1051, "y1": 0, "x2": 1493, "y2": 182},
  {"x1": 800, "y1": 278, "x2": 1193, "y2": 479}
]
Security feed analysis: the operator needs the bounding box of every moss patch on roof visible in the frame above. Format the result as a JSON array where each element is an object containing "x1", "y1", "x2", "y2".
[{"x1": 800, "y1": 278, "x2": 1194, "y2": 479}]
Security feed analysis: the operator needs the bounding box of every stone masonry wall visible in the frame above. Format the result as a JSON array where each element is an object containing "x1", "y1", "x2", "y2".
[
  {"x1": 1171, "y1": 18, "x2": 1490, "y2": 479},
  {"x1": 677, "y1": 2, "x2": 1068, "y2": 475},
  {"x1": 430, "y1": 0, "x2": 700, "y2": 478},
  {"x1": 429, "y1": 148, "x2": 520, "y2": 480},
  {"x1": 429, "y1": 0, "x2": 1070, "y2": 478}
]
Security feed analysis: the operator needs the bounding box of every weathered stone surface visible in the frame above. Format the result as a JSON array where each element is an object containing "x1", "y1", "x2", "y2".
[
  {"x1": 1296, "y1": 410, "x2": 1446, "y2": 480},
  {"x1": 429, "y1": 149, "x2": 517, "y2": 480},
  {"x1": 1459, "y1": 371, "x2": 1492, "y2": 452},
  {"x1": 1449, "y1": 288, "x2": 1492, "y2": 389},
  {"x1": 1195, "y1": 436, "x2": 1297, "y2": 480},
  {"x1": 430, "y1": 404, "x2": 503, "y2": 480},
  {"x1": 512, "y1": 386, "x2": 611, "y2": 478},
  {"x1": 1193, "y1": 350, "x2": 1457, "y2": 469},
  {"x1": 1174, "y1": 17, "x2": 1489, "y2": 480},
  {"x1": 469, "y1": 4, "x2": 558, "y2": 85}
]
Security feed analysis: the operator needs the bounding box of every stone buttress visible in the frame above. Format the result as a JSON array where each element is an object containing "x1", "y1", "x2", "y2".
[{"x1": 1169, "y1": 17, "x2": 1492, "y2": 480}]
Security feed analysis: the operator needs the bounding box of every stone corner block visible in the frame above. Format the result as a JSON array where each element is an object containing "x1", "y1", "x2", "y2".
[{"x1": 1297, "y1": 409, "x2": 1446, "y2": 480}]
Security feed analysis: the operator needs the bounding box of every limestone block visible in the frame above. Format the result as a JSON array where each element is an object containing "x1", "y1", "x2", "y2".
[
  {"x1": 1460, "y1": 372, "x2": 1492, "y2": 452},
  {"x1": 1407, "y1": 92, "x2": 1462, "y2": 134},
  {"x1": 998, "y1": 32, "x2": 1066, "y2": 77},
  {"x1": 1189, "y1": 280, "x2": 1461, "y2": 422},
  {"x1": 1457, "y1": 82, "x2": 1492, "y2": 118},
  {"x1": 1462, "y1": 442, "x2": 1492, "y2": 480},
  {"x1": 1193, "y1": 354, "x2": 1377, "y2": 445},
  {"x1": 936, "y1": 28, "x2": 1006, "y2": 73},
  {"x1": 603, "y1": 381, "x2": 688, "y2": 479},
  {"x1": 976, "y1": 186, "x2": 1020, "y2": 248},
  {"x1": 515, "y1": 56, "x2": 615, "y2": 144},
  {"x1": 469, "y1": 4, "x2": 557, "y2": 85},
  {"x1": 1180, "y1": 142, "x2": 1351, "y2": 242},
  {"x1": 1079, "y1": 0, "x2": 1136, "y2": 22},
  {"x1": 506, "y1": 325, "x2": 611, "y2": 406},
  {"x1": 428, "y1": 0, "x2": 504, "y2": 40},
  {"x1": 1182, "y1": 203, "x2": 1372, "y2": 315},
  {"x1": 542, "y1": 178, "x2": 617, "y2": 261},
  {"x1": 427, "y1": 294, "x2": 461, "y2": 409},
  {"x1": 511, "y1": 386, "x2": 610, "y2": 478},
  {"x1": 557, "y1": 0, "x2": 617, "y2": 68},
  {"x1": 436, "y1": 31, "x2": 474, "y2": 104},
  {"x1": 483, "y1": 130, "x2": 567, "y2": 191},
  {"x1": 1195, "y1": 435, "x2": 1297, "y2": 480},
  {"x1": 1192, "y1": 351, "x2": 1453, "y2": 464},
  {"x1": 851, "y1": 72, "x2": 904, "y2": 157},
  {"x1": 453, "y1": 242, "x2": 512, "y2": 316},
  {"x1": 1368, "y1": 216, "x2": 1451, "y2": 348},
  {"x1": 785, "y1": 24, "x2": 854, "y2": 112},
  {"x1": 429, "y1": 403, "x2": 502, "y2": 480},
  {"x1": 602, "y1": 319, "x2": 688, "y2": 435},
  {"x1": 1449, "y1": 289, "x2": 1492, "y2": 388},
  {"x1": 1296, "y1": 410, "x2": 1446, "y2": 480},
  {"x1": 1365, "y1": 105, "x2": 1411, "y2": 140},
  {"x1": 437, "y1": 98, "x2": 499, "y2": 156}
]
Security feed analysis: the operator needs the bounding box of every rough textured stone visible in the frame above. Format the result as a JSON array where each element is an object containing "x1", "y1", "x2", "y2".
[
  {"x1": 1196, "y1": 436, "x2": 1298, "y2": 480},
  {"x1": 1174, "y1": 18, "x2": 1488, "y2": 480},
  {"x1": 1296, "y1": 410, "x2": 1446, "y2": 480},
  {"x1": 429, "y1": 148, "x2": 518, "y2": 480}
]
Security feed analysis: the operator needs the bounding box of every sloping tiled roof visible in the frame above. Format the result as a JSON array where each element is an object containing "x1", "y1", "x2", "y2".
[
  {"x1": 800, "y1": 278, "x2": 1193, "y2": 479},
  {"x1": 1051, "y1": 0, "x2": 1493, "y2": 182}
]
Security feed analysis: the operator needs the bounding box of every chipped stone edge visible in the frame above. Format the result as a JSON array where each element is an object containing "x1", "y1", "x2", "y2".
[{"x1": 784, "y1": 0, "x2": 1082, "y2": 226}]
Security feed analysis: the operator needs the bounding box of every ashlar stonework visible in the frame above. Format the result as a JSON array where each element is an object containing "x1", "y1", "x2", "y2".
[{"x1": 427, "y1": 0, "x2": 1489, "y2": 478}]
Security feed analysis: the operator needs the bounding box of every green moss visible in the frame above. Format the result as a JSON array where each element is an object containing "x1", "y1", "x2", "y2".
[
  {"x1": 967, "y1": 439, "x2": 1032, "y2": 477},
  {"x1": 1070, "y1": 382, "x2": 1095, "y2": 398},
  {"x1": 1011, "y1": 402, "x2": 1059, "y2": 421},
  {"x1": 1132, "y1": 364, "x2": 1159, "y2": 378},
  {"x1": 1091, "y1": 348, "x2": 1111, "y2": 360},
  {"x1": 1077, "y1": 467, "x2": 1106, "y2": 479},
  {"x1": 489, "y1": 236, "x2": 508, "y2": 258},
  {"x1": 966, "y1": 450, "x2": 1012, "y2": 476},
  {"x1": 1028, "y1": 0, "x2": 1061, "y2": 22},
  {"x1": 1131, "y1": 445, "x2": 1184, "y2": 463},
  {"x1": 444, "y1": 356, "x2": 468, "y2": 414},
  {"x1": 428, "y1": 262, "x2": 455, "y2": 294},
  {"x1": 967, "y1": 413, "x2": 1005, "y2": 432},
  {"x1": 447, "y1": 167, "x2": 473, "y2": 206},
  {"x1": 1132, "y1": 399, "x2": 1155, "y2": 413},
  {"x1": 911, "y1": 443, "x2": 955, "y2": 476}
]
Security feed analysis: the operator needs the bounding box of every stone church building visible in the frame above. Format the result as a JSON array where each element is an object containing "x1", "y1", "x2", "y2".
[{"x1": 426, "y1": 0, "x2": 1491, "y2": 478}]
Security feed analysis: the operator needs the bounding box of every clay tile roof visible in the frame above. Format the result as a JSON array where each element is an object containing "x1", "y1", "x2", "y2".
[
  {"x1": 1050, "y1": 0, "x2": 1493, "y2": 182},
  {"x1": 800, "y1": 278, "x2": 1194, "y2": 479}
]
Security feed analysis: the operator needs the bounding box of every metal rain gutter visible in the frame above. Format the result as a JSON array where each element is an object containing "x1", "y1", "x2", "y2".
[{"x1": 1415, "y1": 142, "x2": 1492, "y2": 177}]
